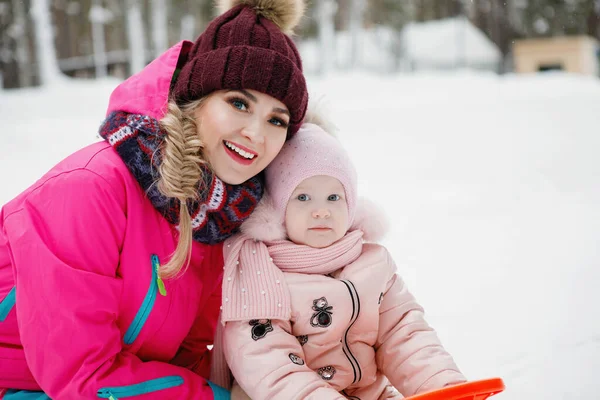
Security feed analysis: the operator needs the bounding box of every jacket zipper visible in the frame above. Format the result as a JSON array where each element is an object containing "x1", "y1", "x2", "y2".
[
  {"x1": 0, "y1": 286, "x2": 16, "y2": 322},
  {"x1": 123, "y1": 254, "x2": 166, "y2": 345},
  {"x1": 340, "y1": 279, "x2": 362, "y2": 384},
  {"x1": 97, "y1": 375, "x2": 183, "y2": 399}
]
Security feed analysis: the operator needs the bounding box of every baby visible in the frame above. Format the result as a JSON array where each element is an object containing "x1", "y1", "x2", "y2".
[{"x1": 211, "y1": 116, "x2": 466, "y2": 399}]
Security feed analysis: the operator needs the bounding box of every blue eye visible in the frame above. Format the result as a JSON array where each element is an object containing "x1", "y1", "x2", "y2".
[
  {"x1": 297, "y1": 194, "x2": 310, "y2": 201},
  {"x1": 230, "y1": 98, "x2": 248, "y2": 111},
  {"x1": 328, "y1": 194, "x2": 341, "y2": 201},
  {"x1": 269, "y1": 117, "x2": 289, "y2": 128}
]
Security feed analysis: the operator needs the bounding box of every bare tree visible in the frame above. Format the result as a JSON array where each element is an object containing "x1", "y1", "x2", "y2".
[
  {"x1": 317, "y1": 0, "x2": 337, "y2": 74},
  {"x1": 492, "y1": 0, "x2": 520, "y2": 56},
  {"x1": 105, "y1": 0, "x2": 126, "y2": 53},
  {"x1": 125, "y1": 0, "x2": 147, "y2": 74},
  {"x1": 522, "y1": 0, "x2": 592, "y2": 37},
  {"x1": 9, "y1": 0, "x2": 33, "y2": 87},
  {"x1": 416, "y1": 0, "x2": 428, "y2": 21},
  {"x1": 586, "y1": 0, "x2": 599, "y2": 39},
  {"x1": 31, "y1": 0, "x2": 63, "y2": 84},
  {"x1": 349, "y1": 0, "x2": 366, "y2": 68},
  {"x1": 151, "y1": 0, "x2": 168, "y2": 56},
  {"x1": 90, "y1": 0, "x2": 108, "y2": 78},
  {"x1": 367, "y1": 0, "x2": 411, "y2": 29}
]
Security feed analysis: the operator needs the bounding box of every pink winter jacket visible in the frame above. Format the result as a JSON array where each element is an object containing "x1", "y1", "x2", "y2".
[
  {"x1": 0, "y1": 42, "x2": 229, "y2": 399},
  {"x1": 221, "y1": 200, "x2": 466, "y2": 400}
]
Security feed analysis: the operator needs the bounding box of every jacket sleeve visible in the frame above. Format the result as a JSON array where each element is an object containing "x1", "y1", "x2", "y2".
[
  {"x1": 171, "y1": 282, "x2": 223, "y2": 377},
  {"x1": 375, "y1": 251, "x2": 467, "y2": 397},
  {"x1": 4, "y1": 170, "x2": 226, "y2": 399},
  {"x1": 223, "y1": 319, "x2": 345, "y2": 400}
]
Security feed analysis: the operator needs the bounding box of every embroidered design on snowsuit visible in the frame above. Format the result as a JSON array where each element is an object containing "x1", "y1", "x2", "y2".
[
  {"x1": 289, "y1": 353, "x2": 305, "y2": 365},
  {"x1": 249, "y1": 319, "x2": 273, "y2": 341},
  {"x1": 310, "y1": 297, "x2": 333, "y2": 328},
  {"x1": 317, "y1": 366, "x2": 336, "y2": 380}
]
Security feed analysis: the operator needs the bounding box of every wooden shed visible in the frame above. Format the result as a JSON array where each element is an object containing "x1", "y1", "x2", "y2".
[{"x1": 512, "y1": 36, "x2": 599, "y2": 75}]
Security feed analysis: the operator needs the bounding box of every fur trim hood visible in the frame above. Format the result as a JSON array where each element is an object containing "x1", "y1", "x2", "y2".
[{"x1": 240, "y1": 195, "x2": 389, "y2": 243}]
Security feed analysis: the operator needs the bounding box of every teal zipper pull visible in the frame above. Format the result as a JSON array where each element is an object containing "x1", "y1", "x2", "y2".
[{"x1": 152, "y1": 255, "x2": 167, "y2": 296}]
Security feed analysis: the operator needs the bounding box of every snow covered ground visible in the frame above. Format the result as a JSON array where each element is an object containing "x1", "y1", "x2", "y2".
[{"x1": 2, "y1": 71, "x2": 599, "y2": 399}]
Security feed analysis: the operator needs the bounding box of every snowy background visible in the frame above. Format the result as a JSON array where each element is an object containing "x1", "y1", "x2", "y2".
[
  {"x1": 2, "y1": 70, "x2": 599, "y2": 399},
  {"x1": 2, "y1": 0, "x2": 600, "y2": 397}
]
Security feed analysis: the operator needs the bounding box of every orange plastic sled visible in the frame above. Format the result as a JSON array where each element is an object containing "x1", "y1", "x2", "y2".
[{"x1": 404, "y1": 378, "x2": 505, "y2": 400}]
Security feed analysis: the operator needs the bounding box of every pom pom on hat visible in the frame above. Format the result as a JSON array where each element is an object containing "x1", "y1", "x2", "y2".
[{"x1": 216, "y1": 0, "x2": 306, "y2": 34}]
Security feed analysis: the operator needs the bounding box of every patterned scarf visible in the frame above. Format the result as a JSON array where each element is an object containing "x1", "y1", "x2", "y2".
[{"x1": 98, "y1": 111, "x2": 263, "y2": 245}]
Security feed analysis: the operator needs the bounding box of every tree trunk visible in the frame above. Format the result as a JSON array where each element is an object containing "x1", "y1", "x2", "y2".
[
  {"x1": 587, "y1": 0, "x2": 600, "y2": 39},
  {"x1": 417, "y1": 0, "x2": 427, "y2": 21},
  {"x1": 126, "y1": 0, "x2": 147, "y2": 74},
  {"x1": 30, "y1": 0, "x2": 63, "y2": 85},
  {"x1": 349, "y1": 0, "x2": 365, "y2": 68},
  {"x1": 151, "y1": 0, "x2": 169, "y2": 57},
  {"x1": 90, "y1": 0, "x2": 108, "y2": 78},
  {"x1": 318, "y1": 0, "x2": 337, "y2": 74},
  {"x1": 11, "y1": 0, "x2": 33, "y2": 87},
  {"x1": 433, "y1": 0, "x2": 444, "y2": 19}
]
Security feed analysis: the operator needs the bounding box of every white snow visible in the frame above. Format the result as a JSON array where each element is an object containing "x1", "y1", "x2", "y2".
[
  {"x1": 299, "y1": 26, "x2": 399, "y2": 73},
  {"x1": 299, "y1": 17, "x2": 502, "y2": 74},
  {"x1": 1, "y1": 71, "x2": 600, "y2": 399},
  {"x1": 400, "y1": 17, "x2": 502, "y2": 70}
]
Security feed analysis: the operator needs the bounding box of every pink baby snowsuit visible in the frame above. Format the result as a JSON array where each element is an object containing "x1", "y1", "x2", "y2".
[{"x1": 216, "y1": 199, "x2": 466, "y2": 400}]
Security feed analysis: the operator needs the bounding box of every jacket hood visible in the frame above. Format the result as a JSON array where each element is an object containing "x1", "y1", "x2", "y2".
[
  {"x1": 106, "y1": 41, "x2": 192, "y2": 120},
  {"x1": 241, "y1": 194, "x2": 389, "y2": 243}
]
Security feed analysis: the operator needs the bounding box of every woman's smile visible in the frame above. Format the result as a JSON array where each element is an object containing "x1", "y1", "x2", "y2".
[{"x1": 223, "y1": 140, "x2": 258, "y2": 166}]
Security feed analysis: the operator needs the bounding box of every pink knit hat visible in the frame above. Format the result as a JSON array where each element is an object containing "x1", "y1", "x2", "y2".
[{"x1": 265, "y1": 123, "x2": 358, "y2": 227}]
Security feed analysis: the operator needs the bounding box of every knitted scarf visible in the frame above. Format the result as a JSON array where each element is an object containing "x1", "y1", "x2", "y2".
[
  {"x1": 98, "y1": 111, "x2": 263, "y2": 245},
  {"x1": 221, "y1": 230, "x2": 364, "y2": 322},
  {"x1": 210, "y1": 230, "x2": 364, "y2": 389}
]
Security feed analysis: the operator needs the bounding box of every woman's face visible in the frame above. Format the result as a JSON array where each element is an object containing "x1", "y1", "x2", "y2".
[{"x1": 195, "y1": 89, "x2": 290, "y2": 185}]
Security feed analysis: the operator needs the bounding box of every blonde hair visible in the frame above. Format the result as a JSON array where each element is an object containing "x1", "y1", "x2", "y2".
[{"x1": 157, "y1": 98, "x2": 207, "y2": 279}]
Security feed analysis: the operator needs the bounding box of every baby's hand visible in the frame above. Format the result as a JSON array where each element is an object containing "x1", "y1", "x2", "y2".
[{"x1": 231, "y1": 381, "x2": 252, "y2": 400}]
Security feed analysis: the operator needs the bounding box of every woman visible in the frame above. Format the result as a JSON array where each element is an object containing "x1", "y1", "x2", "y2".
[{"x1": 0, "y1": 0, "x2": 307, "y2": 398}]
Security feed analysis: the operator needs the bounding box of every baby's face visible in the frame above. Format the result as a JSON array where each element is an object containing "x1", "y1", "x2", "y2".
[{"x1": 285, "y1": 175, "x2": 349, "y2": 248}]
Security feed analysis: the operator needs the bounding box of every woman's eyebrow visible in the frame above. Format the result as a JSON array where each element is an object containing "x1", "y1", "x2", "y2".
[
  {"x1": 227, "y1": 89, "x2": 257, "y2": 102},
  {"x1": 273, "y1": 107, "x2": 290, "y2": 117}
]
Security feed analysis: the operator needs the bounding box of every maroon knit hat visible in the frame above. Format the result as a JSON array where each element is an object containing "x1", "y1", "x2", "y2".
[{"x1": 173, "y1": 0, "x2": 308, "y2": 135}]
